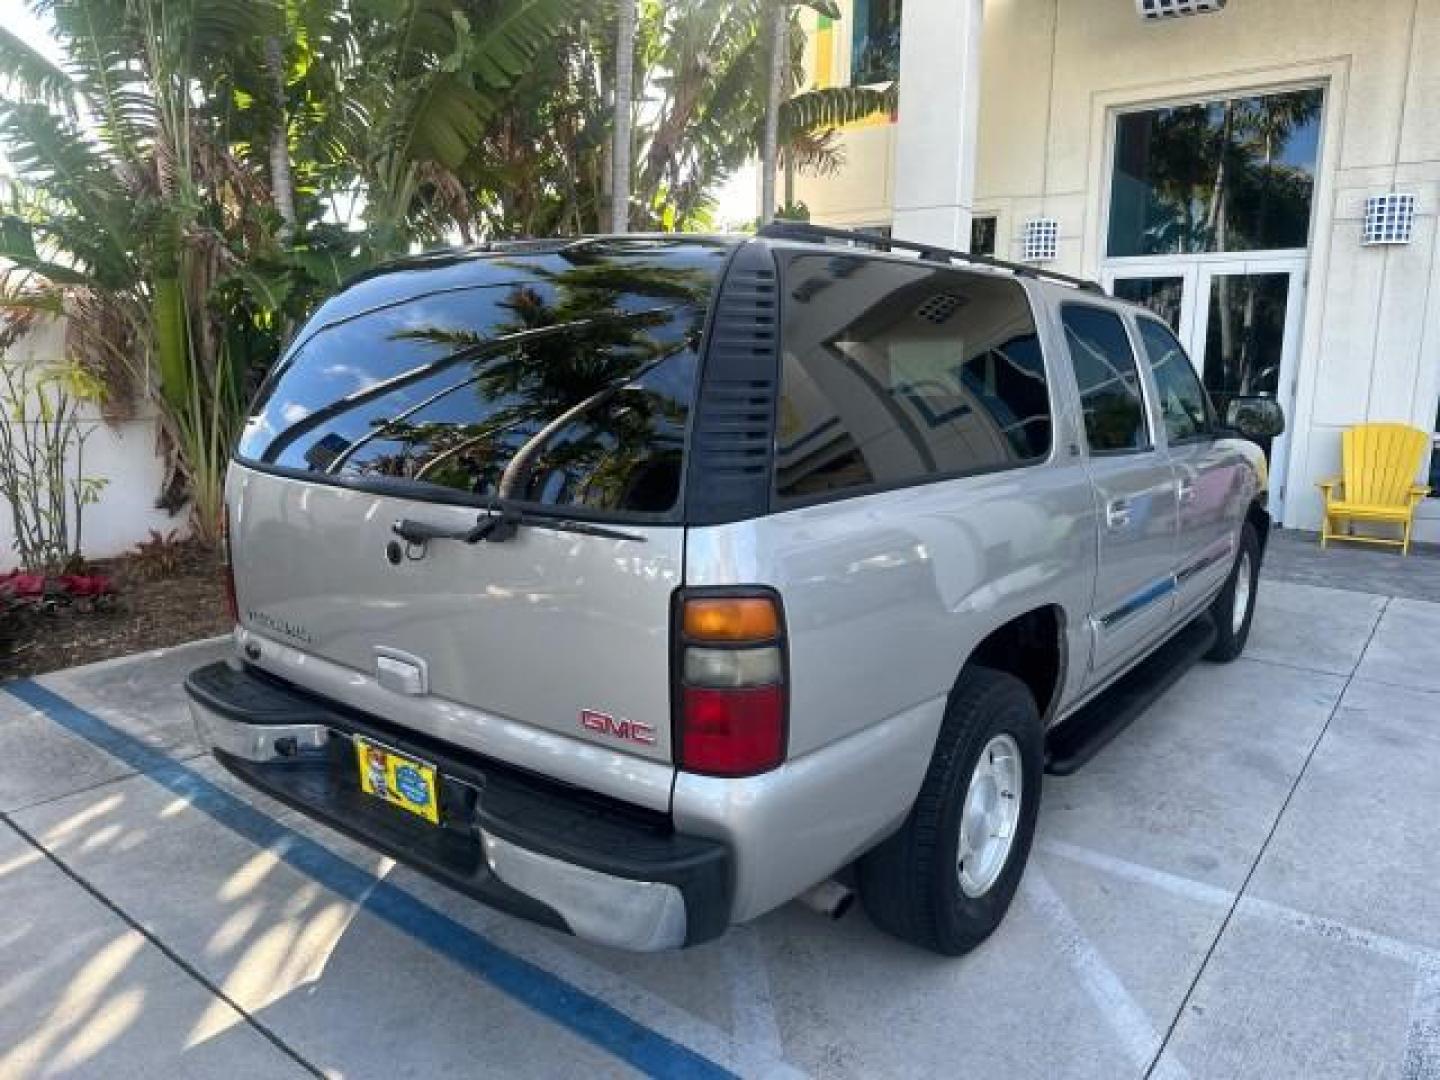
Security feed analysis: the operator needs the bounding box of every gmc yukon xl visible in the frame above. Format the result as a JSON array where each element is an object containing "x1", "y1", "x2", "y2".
[{"x1": 186, "y1": 223, "x2": 1284, "y2": 955}]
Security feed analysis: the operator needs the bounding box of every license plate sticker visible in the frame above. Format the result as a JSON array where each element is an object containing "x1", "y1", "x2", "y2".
[{"x1": 354, "y1": 737, "x2": 440, "y2": 825}]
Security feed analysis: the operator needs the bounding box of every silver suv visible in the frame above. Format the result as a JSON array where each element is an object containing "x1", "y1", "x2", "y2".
[{"x1": 186, "y1": 223, "x2": 1283, "y2": 955}]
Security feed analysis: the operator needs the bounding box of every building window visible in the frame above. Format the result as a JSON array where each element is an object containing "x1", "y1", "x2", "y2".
[
  {"x1": 851, "y1": 0, "x2": 901, "y2": 86},
  {"x1": 1107, "y1": 87, "x2": 1323, "y2": 257},
  {"x1": 1111, "y1": 276, "x2": 1185, "y2": 332},
  {"x1": 970, "y1": 215, "x2": 997, "y2": 257}
]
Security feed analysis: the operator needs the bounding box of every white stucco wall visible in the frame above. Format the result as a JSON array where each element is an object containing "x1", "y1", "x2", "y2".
[
  {"x1": 796, "y1": 0, "x2": 1440, "y2": 542},
  {"x1": 0, "y1": 319, "x2": 184, "y2": 571}
]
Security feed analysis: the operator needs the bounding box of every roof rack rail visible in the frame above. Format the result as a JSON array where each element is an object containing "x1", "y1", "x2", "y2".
[{"x1": 755, "y1": 220, "x2": 1107, "y2": 295}]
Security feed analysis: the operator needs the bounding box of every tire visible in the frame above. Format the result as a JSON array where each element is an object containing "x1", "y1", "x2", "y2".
[
  {"x1": 857, "y1": 666, "x2": 1043, "y2": 955},
  {"x1": 1205, "y1": 521, "x2": 1260, "y2": 663}
]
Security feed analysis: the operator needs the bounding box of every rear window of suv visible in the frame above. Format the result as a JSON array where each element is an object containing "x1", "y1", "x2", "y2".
[
  {"x1": 236, "y1": 242, "x2": 728, "y2": 519},
  {"x1": 773, "y1": 254, "x2": 1051, "y2": 504}
]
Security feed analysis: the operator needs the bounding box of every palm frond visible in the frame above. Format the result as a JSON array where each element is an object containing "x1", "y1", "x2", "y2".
[
  {"x1": 0, "y1": 27, "x2": 76, "y2": 108},
  {"x1": 0, "y1": 101, "x2": 138, "y2": 284},
  {"x1": 778, "y1": 84, "x2": 896, "y2": 139},
  {"x1": 780, "y1": 127, "x2": 843, "y2": 177},
  {"x1": 41, "y1": 0, "x2": 154, "y2": 155},
  {"x1": 791, "y1": 0, "x2": 841, "y2": 17}
]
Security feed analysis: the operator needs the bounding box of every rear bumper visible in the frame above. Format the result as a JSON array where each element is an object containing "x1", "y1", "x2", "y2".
[{"x1": 185, "y1": 661, "x2": 731, "y2": 951}]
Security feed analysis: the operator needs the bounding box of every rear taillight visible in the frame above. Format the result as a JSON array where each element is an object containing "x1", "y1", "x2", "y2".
[
  {"x1": 220, "y1": 505, "x2": 238, "y2": 623},
  {"x1": 674, "y1": 590, "x2": 787, "y2": 777}
]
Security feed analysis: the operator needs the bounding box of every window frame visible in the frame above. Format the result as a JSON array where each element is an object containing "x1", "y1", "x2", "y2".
[
  {"x1": 1058, "y1": 301, "x2": 1156, "y2": 459},
  {"x1": 1103, "y1": 85, "x2": 1326, "y2": 260},
  {"x1": 1132, "y1": 314, "x2": 1217, "y2": 447},
  {"x1": 769, "y1": 254, "x2": 1059, "y2": 512}
]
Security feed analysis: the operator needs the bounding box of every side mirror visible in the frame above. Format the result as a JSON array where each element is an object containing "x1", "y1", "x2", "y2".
[{"x1": 1225, "y1": 396, "x2": 1286, "y2": 441}]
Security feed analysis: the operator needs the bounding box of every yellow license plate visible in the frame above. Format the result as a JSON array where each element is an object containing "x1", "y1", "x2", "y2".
[{"x1": 354, "y1": 737, "x2": 440, "y2": 825}]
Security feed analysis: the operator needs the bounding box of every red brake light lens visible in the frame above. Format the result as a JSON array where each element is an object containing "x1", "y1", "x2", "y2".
[{"x1": 680, "y1": 685, "x2": 785, "y2": 777}]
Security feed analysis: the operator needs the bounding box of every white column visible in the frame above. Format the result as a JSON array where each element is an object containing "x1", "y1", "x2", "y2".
[{"x1": 891, "y1": 0, "x2": 984, "y2": 250}]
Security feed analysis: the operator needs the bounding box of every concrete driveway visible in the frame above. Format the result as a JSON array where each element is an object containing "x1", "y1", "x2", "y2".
[{"x1": 1, "y1": 571, "x2": 1437, "y2": 1079}]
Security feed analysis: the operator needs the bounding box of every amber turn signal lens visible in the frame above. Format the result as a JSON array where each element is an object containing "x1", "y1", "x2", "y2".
[{"x1": 682, "y1": 597, "x2": 780, "y2": 642}]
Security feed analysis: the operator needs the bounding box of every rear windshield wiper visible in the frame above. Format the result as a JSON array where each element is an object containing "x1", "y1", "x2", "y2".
[{"x1": 392, "y1": 501, "x2": 647, "y2": 548}]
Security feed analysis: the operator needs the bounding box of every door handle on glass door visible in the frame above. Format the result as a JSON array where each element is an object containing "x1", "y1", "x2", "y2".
[{"x1": 1106, "y1": 499, "x2": 1132, "y2": 530}]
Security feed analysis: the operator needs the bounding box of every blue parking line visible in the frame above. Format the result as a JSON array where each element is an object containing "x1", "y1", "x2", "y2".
[{"x1": 3, "y1": 678, "x2": 735, "y2": 1080}]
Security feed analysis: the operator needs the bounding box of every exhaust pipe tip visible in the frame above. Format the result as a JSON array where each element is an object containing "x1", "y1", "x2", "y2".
[{"x1": 797, "y1": 879, "x2": 855, "y2": 920}]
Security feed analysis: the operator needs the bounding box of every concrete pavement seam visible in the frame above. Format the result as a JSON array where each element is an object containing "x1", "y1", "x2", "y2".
[
  {"x1": 1140, "y1": 595, "x2": 1394, "y2": 1078},
  {"x1": 1038, "y1": 839, "x2": 1440, "y2": 965},
  {"x1": 0, "y1": 810, "x2": 326, "y2": 1079}
]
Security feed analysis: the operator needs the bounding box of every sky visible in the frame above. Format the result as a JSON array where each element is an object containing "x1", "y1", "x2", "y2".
[
  {"x1": 0, "y1": 0, "x2": 62, "y2": 68},
  {"x1": 712, "y1": 162, "x2": 758, "y2": 230},
  {"x1": 0, "y1": 0, "x2": 62, "y2": 180},
  {"x1": 0, "y1": 0, "x2": 759, "y2": 227}
]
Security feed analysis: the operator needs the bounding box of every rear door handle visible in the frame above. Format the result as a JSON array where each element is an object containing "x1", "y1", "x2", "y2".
[
  {"x1": 1106, "y1": 498, "x2": 1132, "y2": 530},
  {"x1": 1177, "y1": 479, "x2": 1196, "y2": 505}
]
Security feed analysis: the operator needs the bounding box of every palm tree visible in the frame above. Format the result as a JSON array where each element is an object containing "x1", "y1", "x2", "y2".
[
  {"x1": 759, "y1": 0, "x2": 788, "y2": 223},
  {"x1": 264, "y1": 33, "x2": 298, "y2": 243},
  {"x1": 611, "y1": 0, "x2": 636, "y2": 232}
]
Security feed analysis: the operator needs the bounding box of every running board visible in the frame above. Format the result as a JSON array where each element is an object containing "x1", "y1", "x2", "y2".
[{"x1": 1044, "y1": 615, "x2": 1218, "y2": 776}]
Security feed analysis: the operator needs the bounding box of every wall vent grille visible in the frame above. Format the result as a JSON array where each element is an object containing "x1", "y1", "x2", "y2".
[
  {"x1": 1021, "y1": 219, "x2": 1059, "y2": 263},
  {"x1": 1137, "y1": 0, "x2": 1227, "y2": 19},
  {"x1": 1363, "y1": 193, "x2": 1416, "y2": 246}
]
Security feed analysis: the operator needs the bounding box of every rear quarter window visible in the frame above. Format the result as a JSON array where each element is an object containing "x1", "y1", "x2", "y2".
[
  {"x1": 773, "y1": 254, "x2": 1051, "y2": 504},
  {"x1": 237, "y1": 245, "x2": 727, "y2": 519}
]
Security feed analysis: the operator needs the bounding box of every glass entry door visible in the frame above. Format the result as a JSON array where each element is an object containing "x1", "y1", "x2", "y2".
[
  {"x1": 1107, "y1": 267, "x2": 1198, "y2": 341},
  {"x1": 1103, "y1": 259, "x2": 1306, "y2": 518}
]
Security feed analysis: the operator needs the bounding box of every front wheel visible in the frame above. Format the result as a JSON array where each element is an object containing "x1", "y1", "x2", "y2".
[
  {"x1": 857, "y1": 666, "x2": 1043, "y2": 955},
  {"x1": 1205, "y1": 521, "x2": 1261, "y2": 663}
]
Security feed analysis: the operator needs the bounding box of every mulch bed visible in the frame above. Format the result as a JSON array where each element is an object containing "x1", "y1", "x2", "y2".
[{"x1": 0, "y1": 542, "x2": 231, "y2": 681}]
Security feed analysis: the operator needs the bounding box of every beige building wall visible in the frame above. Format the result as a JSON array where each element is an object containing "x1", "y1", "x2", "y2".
[
  {"x1": 796, "y1": 0, "x2": 1440, "y2": 542},
  {"x1": 792, "y1": 2, "x2": 898, "y2": 228}
]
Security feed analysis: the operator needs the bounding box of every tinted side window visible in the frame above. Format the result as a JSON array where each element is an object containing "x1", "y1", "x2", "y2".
[
  {"x1": 237, "y1": 251, "x2": 725, "y2": 518},
  {"x1": 1061, "y1": 305, "x2": 1150, "y2": 454},
  {"x1": 774, "y1": 255, "x2": 1051, "y2": 503},
  {"x1": 1136, "y1": 318, "x2": 1213, "y2": 444}
]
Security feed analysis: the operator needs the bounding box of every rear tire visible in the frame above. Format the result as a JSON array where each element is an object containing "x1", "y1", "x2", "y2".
[
  {"x1": 1205, "y1": 522, "x2": 1260, "y2": 663},
  {"x1": 857, "y1": 666, "x2": 1043, "y2": 955}
]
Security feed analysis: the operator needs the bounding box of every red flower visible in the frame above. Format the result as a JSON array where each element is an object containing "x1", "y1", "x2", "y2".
[
  {"x1": 56, "y1": 574, "x2": 114, "y2": 598},
  {"x1": 0, "y1": 572, "x2": 47, "y2": 598}
]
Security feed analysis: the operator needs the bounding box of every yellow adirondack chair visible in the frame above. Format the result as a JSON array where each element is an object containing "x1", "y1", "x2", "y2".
[{"x1": 1318, "y1": 423, "x2": 1432, "y2": 554}]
